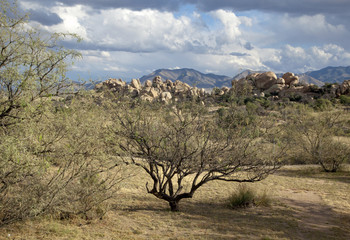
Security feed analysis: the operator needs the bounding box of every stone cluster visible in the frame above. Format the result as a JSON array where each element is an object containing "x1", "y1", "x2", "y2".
[
  {"x1": 232, "y1": 71, "x2": 350, "y2": 101},
  {"x1": 95, "y1": 76, "x2": 207, "y2": 103},
  {"x1": 95, "y1": 72, "x2": 350, "y2": 103}
]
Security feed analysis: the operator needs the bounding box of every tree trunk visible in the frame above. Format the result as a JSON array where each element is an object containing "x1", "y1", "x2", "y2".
[{"x1": 169, "y1": 201, "x2": 179, "y2": 212}]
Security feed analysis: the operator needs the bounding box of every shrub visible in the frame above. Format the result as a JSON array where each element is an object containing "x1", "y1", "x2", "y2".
[
  {"x1": 313, "y1": 98, "x2": 333, "y2": 111},
  {"x1": 227, "y1": 184, "x2": 272, "y2": 209},
  {"x1": 228, "y1": 184, "x2": 256, "y2": 208},
  {"x1": 285, "y1": 110, "x2": 349, "y2": 172},
  {"x1": 339, "y1": 95, "x2": 350, "y2": 106},
  {"x1": 288, "y1": 94, "x2": 303, "y2": 102},
  {"x1": 0, "y1": 97, "x2": 124, "y2": 225}
]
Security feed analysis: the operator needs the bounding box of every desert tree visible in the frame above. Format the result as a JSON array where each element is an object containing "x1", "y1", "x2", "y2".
[
  {"x1": 0, "y1": 0, "x2": 81, "y2": 126},
  {"x1": 0, "y1": 1, "x2": 125, "y2": 225},
  {"x1": 113, "y1": 102, "x2": 285, "y2": 211},
  {"x1": 0, "y1": 95, "x2": 126, "y2": 225},
  {"x1": 285, "y1": 109, "x2": 350, "y2": 172}
]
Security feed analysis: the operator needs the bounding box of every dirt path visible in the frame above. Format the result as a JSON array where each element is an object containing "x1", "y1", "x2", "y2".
[{"x1": 278, "y1": 189, "x2": 350, "y2": 239}]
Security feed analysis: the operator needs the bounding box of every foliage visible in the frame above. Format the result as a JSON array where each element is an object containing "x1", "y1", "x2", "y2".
[
  {"x1": 227, "y1": 184, "x2": 272, "y2": 209},
  {"x1": 339, "y1": 95, "x2": 350, "y2": 106},
  {"x1": 231, "y1": 79, "x2": 253, "y2": 99},
  {"x1": 285, "y1": 110, "x2": 350, "y2": 172},
  {"x1": 228, "y1": 184, "x2": 256, "y2": 208},
  {"x1": 0, "y1": 0, "x2": 81, "y2": 126},
  {"x1": 0, "y1": 1, "x2": 124, "y2": 225},
  {"x1": 312, "y1": 98, "x2": 333, "y2": 111},
  {"x1": 112, "y1": 101, "x2": 285, "y2": 211},
  {"x1": 0, "y1": 96, "x2": 124, "y2": 225}
]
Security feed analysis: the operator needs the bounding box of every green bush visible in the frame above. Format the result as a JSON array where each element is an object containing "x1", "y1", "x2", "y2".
[
  {"x1": 227, "y1": 184, "x2": 272, "y2": 209},
  {"x1": 228, "y1": 184, "x2": 256, "y2": 208},
  {"x1": 339, "y1": 95, "x2": 350, "y2": 106},
  {"x1": 313, "y1": 98, "x2": 333, "y2": 111}
]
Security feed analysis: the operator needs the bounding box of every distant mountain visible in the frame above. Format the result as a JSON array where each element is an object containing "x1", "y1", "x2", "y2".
[
  {"x1": 303, "y1": 66, "x2": 350, "y2": 84},
  {"x1": 296, "y1": 74, "x2": 324, "y2": 86},
  {"x1": 139, "y1": 68, "x2": 232, "y2": 88}
]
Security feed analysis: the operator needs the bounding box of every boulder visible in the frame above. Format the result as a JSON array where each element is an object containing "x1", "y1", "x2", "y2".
[
  {"x1": 165, "y1": 79, "x2": 174, "y2": 88},
  {"x1": 144, "y1": 80, "x2": 152, "y2": 87},
  {"x1": 199, "y1": 88, "x2": 206, "y2": 97},
  {"x1": 131, "y1": 79, "x2": 141, "y2": 90},
  {"x1": 150, "y1": 87, "x2": 159, "y2": 98},
  {"x1": 282, "y1": 72, "x2": 299, "y2": 85},
  {"x1": 160, "y1": 92, "x2": 172, "y2": 103},
  {"x1": 140, "y1": 94, "x2": 153, "y2": 102},
  {"x1": 104, "y1": 78, "x2": 126, "y2": 89},
  {"x1": 221, "y1": 86, "x2": 230, "y2": 93},
  {"x1": 143, "y1": 86, "x2": 152, "y2": 93},
  {"x1": 174, "y1": 81, "x2": 190, "y2": 93},
  {"x1": 153, "y1": 76, "x2": 163, "y2": 88},
  {"x1": 129, "y1": 88, "x2": 139, "y2": 97},
  {"x1": 337, "y1": 80, "x2": 350, "y2": 96},
  {"x1": 246, "y1": 73, "x2": 260, "y2": 81},
  {"x1": 276, "y1": 78, "x2": 285, "y2": 85},
  {"x1": 254, "y1": 71, "x2": 277, "y2": 90},
  {"x1": 264, "y1": 84, "x2": 285, "y2": 94}
]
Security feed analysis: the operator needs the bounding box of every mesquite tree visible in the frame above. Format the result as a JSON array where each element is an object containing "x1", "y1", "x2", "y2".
[
  {"x1": 286, "y1": 109, "x2": 350, "y2": 172},
  {"x1": 114, "y1": 102, "x2": 284, "y2": 211},
  {"x1": 0, "y1": 0, "x2": 81, "y2": 126}
]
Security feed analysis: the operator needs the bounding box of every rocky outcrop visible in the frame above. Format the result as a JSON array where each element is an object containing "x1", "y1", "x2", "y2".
[
  {"x1": 95, "y1": 76, "x2": 208, "y2": 103},
  {"x1": 255, "y1": 71, "x2": 278, "y2": 90},
  {"x1": 336, "y1": 80, "x2": 350, "y2": 96},
  {"x1": 233, "y1": 71, "x2": 350, "y2": 101},
  {"x1": 96, "y1": 73, "x2": 350, "y2": 104},
  {"x1": 282, "y1": 72, "x2": 299, "y2": 86}
]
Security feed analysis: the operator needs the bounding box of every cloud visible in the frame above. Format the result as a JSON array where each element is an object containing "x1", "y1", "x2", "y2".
[
  {"x1": 210, "y1": 10, "x2": 242, "y2": 45},
  {"x1": 230, "y1": 52, "x2": 250, "y2": 57},
  {"x1": 16, "y1": 0, "x2": 350, "y2": 80},
  {"x1": 19, "y1": 0, "x2": 182, "y2": 11},
  {"x1": 27, "y1": 10, "x2": 63, "y2": 26},
  {"x1": 264, "y1": 44, "x2": 350, "y2": 73},
  {"x1": 276, "y1": 14, "x2": 348, "y2": 46},
  {"x1": 186, "y1": 0, "x2": 350, "y2": 16},
  {"x1": 35, "y1": 6, "x2": 249, "y2": 55},
  {"x1": 20, "y1": 0, "x2": 350, "y2": 16},
  {"x1": 244, "y1": 42, "x2": 254, "y2": 50}
]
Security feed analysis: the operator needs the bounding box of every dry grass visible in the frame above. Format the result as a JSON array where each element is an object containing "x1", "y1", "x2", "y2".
[{"x1": 0, "y1": 165, "x2": 349, "y2": 240}]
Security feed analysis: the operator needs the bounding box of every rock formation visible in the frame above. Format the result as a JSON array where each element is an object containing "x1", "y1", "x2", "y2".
[
  {"x1": 95, "y1": 72, "x2": 350, "y2": 104},
  {"x1": 336, "y1": 80, "x2": 350, "y2": 96},
  {"x1": 95, "y1": 76, "x2": 208, "y2": 103}
]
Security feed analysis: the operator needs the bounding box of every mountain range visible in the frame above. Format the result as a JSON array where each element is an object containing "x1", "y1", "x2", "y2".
[
  {"x1": 139, "y1": 68, "x2": 232, "y2": 88},
  {"x1": 139, "y1": 66, "x2": 350, "y2": 88}
]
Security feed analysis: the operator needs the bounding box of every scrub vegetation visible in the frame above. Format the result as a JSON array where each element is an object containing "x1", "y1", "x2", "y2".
[{"x1": 1, "y1": 1, "x2": 350, "y2": 239}]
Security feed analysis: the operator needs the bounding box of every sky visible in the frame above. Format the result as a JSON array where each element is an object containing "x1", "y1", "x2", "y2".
[{"x1": 17, "y1": 0, "x2": 350, "y2": 81}]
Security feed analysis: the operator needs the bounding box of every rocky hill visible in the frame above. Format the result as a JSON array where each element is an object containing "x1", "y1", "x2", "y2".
[
  {"x1": 303, "y1": 66, "x2": 350, "y2": 84},
  {"x1": 139, "y1": 68, "x2": 232, "y2": 89},
  {"x1": 95, "y1": 71, "x2": 350, "y2": 105},
  {"x1": 138, "y1": 66, "x2": 350, "y2": 89}
]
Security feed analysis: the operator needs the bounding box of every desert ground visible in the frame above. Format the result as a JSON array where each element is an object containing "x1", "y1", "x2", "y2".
[{"x1": 1, "y1": 165, "x2": 349, "y2": 240}]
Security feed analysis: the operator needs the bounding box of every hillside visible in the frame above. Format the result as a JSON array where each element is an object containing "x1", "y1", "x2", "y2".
[
  {"x1": 139, "y1": 68, "x2": 232, "y2": 88},
  {"x1": 138, "y1": 66, "x2": 350, "y2": 89},
  {"x1": 296, "y1": 74, "x2": 325, "y2": 86},
  {"x1": 232, "y1": 70, "x2": 264, "y2": 80},
  {"x1": 304, "y1": 66, "x2": 350, "y2": 84}
]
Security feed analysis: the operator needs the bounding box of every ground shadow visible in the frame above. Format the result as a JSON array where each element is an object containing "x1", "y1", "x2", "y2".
[{"x1": 275, "y1": 167, "x2": 350, "y2": 184}]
